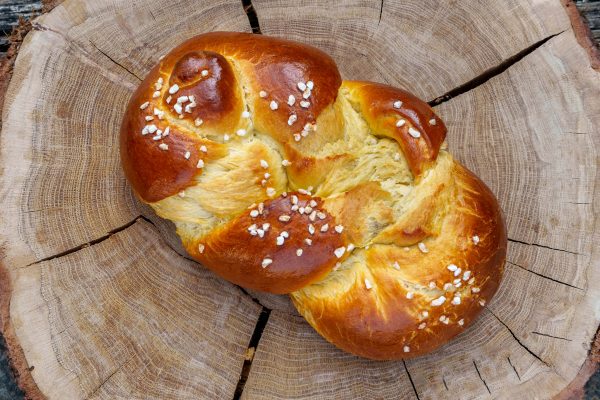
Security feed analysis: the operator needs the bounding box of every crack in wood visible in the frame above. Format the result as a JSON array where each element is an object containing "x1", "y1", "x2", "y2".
[
  {"x1": 241, "y1": 0, "x2": 261, "y2": 34},
  {"x1": 137, "y1": 214, "x2": 285, "y2": 400},
  {"x1": 473, "y1": 360, "x2": 491, "y2": 394},
  {"x1": 402, "y1": 360, "x2": 421, "y2": 400},
  {"x1": 31, "y1": 21, "x2": 61, "y2": 35},
  {"x1": 88, "y1": 40, "x2": 142, "y2": 81},
  {"x1": 506, "y1": 261, "x2": 584, "y2": 291},
  {"x1": 235, "y1": 286, "x2": 270, "y2": 310},
  {"x1": 148, "y1": 8, "x2": 156, "y2": 22},
  {"x1": 378, "y1": 0, "x2": 384, "y2": 25},
  {"x1": 442, "y1": 375, "x2": 449, "y2": 391},
  {"x1": 428, "y1": 31, "x2": 564, "y2": 106},
  {"x1": 25, "y1": 216, "x2": 142, "y2": 267},
  {"x1": 22, "y1": 208, "x2": 51, "y2": 213},
  {"x1": 85, "y1": 360, "x2": 126, "y2": 399},
  {"x1": 21, "y1": 210, "x2": 274, "y2": 399},
  {"x1": 531, "y1": 331, "x2": 572, "y2": 341},
  {"x1": 135, "y1": 215, "x2": 202, "y2": 263},
  {"x1": 507, "y1": 237, "x2": 583, "y2": 256},
  {"x1": 233, "y1": 307, "x2": 271, "y2": 400},
  {"x1": 29, "y1": 22, "x2": 139, "y2": 89},
  {"x1": 133, "y1": 214, "x2": 275, "y2": 313},
  {"x1": 486, "y1": 307, "x2": 550, "y2": 367},
  {"x1": 507, "y1": 356, "x2": 521, "y2": 381}
]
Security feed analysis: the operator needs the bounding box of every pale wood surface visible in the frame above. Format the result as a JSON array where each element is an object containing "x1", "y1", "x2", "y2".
[{"x1": 0, "y1": 0, "x2": 599, "y2": 399}]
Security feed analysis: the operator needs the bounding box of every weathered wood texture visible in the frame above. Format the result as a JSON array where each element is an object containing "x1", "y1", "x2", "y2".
[{"x1": 0, "y1": 0, "x2": 599, "y2": 399}]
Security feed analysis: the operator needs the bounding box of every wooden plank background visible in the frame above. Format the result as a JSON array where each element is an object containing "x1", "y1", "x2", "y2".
[{"x1": 0, "y1": 0, "x2": 598, "y2": 399}]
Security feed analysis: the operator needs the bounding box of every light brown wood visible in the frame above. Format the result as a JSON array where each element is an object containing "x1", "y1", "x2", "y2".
[{"x1": 0, "y1": 0, "x2": 598, "y2": 399}]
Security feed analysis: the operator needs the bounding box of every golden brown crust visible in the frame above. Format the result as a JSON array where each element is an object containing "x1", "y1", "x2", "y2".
[
  {"x1": 165, "y1": 32, "x2": 342, "y2": 138},
  {"x1": 120, "y1": 32, "x2": 507, "y2": 360},
  {"x1": 120, "y1": 32, "x2": 343, "y2": 203},
  {"x1": 188, "y1": 193, "x2": 347, "y2": 294},
  {"x1": 291, "y1": 161, "x2": 507, "y2": 359},
  {"x1": 164, "y1": 50, "x2": 244, "y2": 130},
  {"x1": 120, "y1": 69, "x2": 229, "y2": 203},
  {"x1": 342, "y1": 81, "x2": 447, "y2": 176},
  {"x1": 186, "y1": 192, "x2": 345, "y2": 293},
  {"x1": 120, "y1": 120, "x2": 202, "y2": 203}
]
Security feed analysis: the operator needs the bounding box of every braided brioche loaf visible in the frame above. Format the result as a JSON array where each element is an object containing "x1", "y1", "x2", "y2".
[{"x1": 120, "y1": 32, "x2": 507, "y2": 360}]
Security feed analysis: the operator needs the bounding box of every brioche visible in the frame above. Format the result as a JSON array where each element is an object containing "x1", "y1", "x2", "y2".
[{"x1": 120, "y1": 32, "x2": 507, "y2": 360}]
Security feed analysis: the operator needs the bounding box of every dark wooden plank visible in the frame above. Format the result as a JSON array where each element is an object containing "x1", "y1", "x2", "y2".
[
  {"x1": 576, "y1": 0, "x2": 600, "y2": 42},
  {"x1": 0, "y1": 334, "x2": 24, "y2": 399},
  {"x1": 0, "y1": 0, "x2": 42, "y2": 56}
]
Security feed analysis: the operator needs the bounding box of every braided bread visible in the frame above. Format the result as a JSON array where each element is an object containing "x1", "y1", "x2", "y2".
[{"x1": 120, "y1": 32, "x2": 507, "y2": 360}]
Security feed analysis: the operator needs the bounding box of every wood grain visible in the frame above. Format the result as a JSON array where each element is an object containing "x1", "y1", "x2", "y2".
[
  {"x1": 10, "y1": 220, "x2": 261, "y2": 399},
  {"x1": 0, "y1": 0, "x2": 598, "y2": 399},
  {"x1": 242, "y1": 312, "x2": 417, "y2": 399},
  {"x1": 251, "y1": 0, "x2": 569, "y2": 100}
]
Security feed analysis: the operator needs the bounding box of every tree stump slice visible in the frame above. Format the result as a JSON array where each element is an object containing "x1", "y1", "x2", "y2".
[{"x1": 1, "y1": 0, "x2": 599, "y2": 399}]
